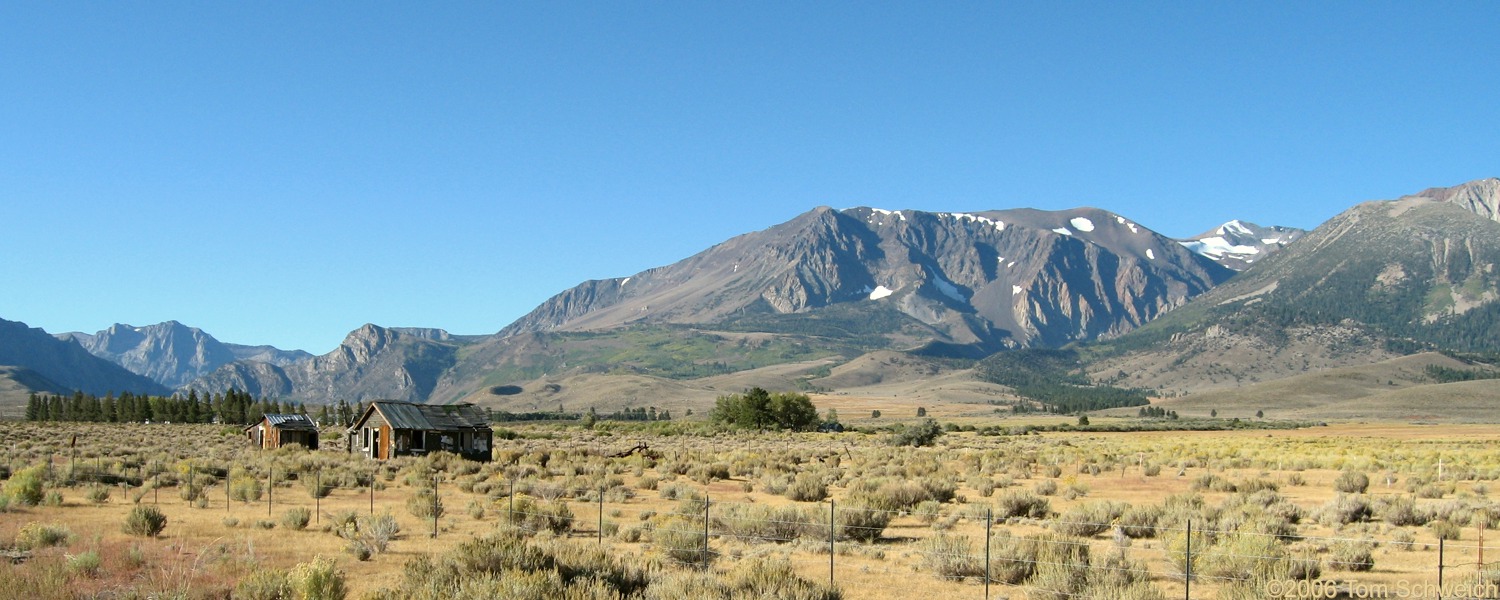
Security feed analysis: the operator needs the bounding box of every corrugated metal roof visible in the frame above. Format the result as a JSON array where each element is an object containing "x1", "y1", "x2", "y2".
[
  {"x1": 264, "y1": 413, "x2": 319, "y2": 431},
  {"x1": 371, "y1": 401, "x2": 489, "y2": 431}
]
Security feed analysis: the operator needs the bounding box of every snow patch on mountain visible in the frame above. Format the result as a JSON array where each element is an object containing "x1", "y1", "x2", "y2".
[
  {"x1": 946, "y1": 212, "x2": 1005, "y2": 231},
  {"x1": 1180, "y1": 238, "x2": 1261, "y2": 258},
  {"x1": 1052, "y1": 227, "x2": 1072, "y2": 236},
  {"x1": 933, "y1": 277, "x2": 965, "y2": 302},
  {"x1": 1146, "y1": 249, "x2": 1156, "y2": 260},
  {"x1": 869, "y1": 285, "x2": 894, "y2": 300},
  {"x1": 1070, "y1": 217, "x2": 1095, "y2": 232}
]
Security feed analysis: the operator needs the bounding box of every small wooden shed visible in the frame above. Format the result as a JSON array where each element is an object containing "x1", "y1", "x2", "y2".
[
  {"x1": 347, "y1": 401, "x2": 492, "y2": 462},
  {"x1": 245, "y1": 413, "x2": 320, "y2": 450}
]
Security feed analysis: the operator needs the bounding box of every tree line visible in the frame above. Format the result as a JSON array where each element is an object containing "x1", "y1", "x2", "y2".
[{"x1": 24, "y1": 390, "x2": 370, "y2": 427}]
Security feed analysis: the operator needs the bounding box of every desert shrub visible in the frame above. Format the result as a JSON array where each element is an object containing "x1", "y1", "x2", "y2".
[
  {"x1": 1053, "y1": 501, "x2": 1126, "y2": 538},
  {"x1": 1190, "y1": 474, "x2": 1236, "y2": 493},
  {"x1": 1375, "y1": 495, "x2": 1432, "y2": 526},
  {"x1": 256, "y1": 519, "x2": 277, "y2": 529},
  {"x1": 913, "y1": 500, "x2": 943, "y2": 525},
  {"x1": 1200, "y1": 532, "x2": 1288, "y2": 582},
  {"x1": 654, "y1": 516, "x2": 709, "y2": 565},
  {"x1": 1430, "y1": 520, "x2": 1462, "y2": 540},
  {"x1": 785, "y1": 473, "x2": 828, "y2": 502},
  {"x1": 291, "y1": 555, "x2": 348, "y2": 600},
  {"x1": 986, "y1": 532, "x2": 1040, "y2": 584},
  {"x1": 976, "y1": 478, "x2": 996, "y2": 497},
  {"x1": 66, "y1": 549, "x2": 102, "y2": 577},
  {"x1": 1034, "y1": 479, "x2": 1059, "y2": 496},
  {"x1": 337, "y1": 512, "x2": 400, "y2": 559},
  {"x1": 235, "y1": 569, "x2": 293, "y2": 600},
  {"x1": 407, "y1": 487, "x2": 445, "y2": 520},
  {"x1": 835, "y1": 504, "x2": 891, "y2": 542},
  {"x1": 509, "y1": 497, "x2": 574, "y2": 534},
  {"x1": 918, "y1": 534, "x2": 984, "y2": 578},
  {"x1": 1390, "y1": 529, "x2": 1417, "y2": 550},
  {"x1": 86, "y1": 485, "x2": 111, "y2": 504},
  {"x1": 4, "y1": 466, "x2": 45, "y2": 506},
  {"x1": 283, "y1": 507, "x2": 312, "y2": 531},
  {"x1": 1334, "y1": 471, "x2": 1370, "y2": 494},
  {"x1": 42, "y1": 489, "x2": 63, "y2": 506},
  {"x1": 304, "y1": 474, "x2": 333, "y2": 499},
  {"x1": 16, "y1": 522, "x2": 74, "y2": 550},
  {"x1": 1118, "y1": 504, "x2": 1164, "y2": 538},
  {"x1": 1164, "y1": 526, "x2": 1209, "y2": 581},
  {"x1": 1327, "y1": 540, "x2": 1375, "y2": 572},
  {"x1": 847, "y1": 478, "x2": 955, "y2": 512},
  {"x1": 642, "y1": 556, "x2": 840, "y2": 600},
  {"x1": 123, "y1": 505, "x2": 168, "y2": 537},
  {"x1": 995, "y1": 490, "x2": 1051, "y2": 519},
  {"x1": 467, "y1": 499, "x2": 486, "y2": 520},
  {"x1": 1318, "y1": 494, "x2": 1372, "y2": 525},
  {"x1": 714, "y1": 503, "x2": 816, "y2": 544},
  {"x1": 231, "y1": 474, "x2": 264, "y2": 503},
  {"x1": 1025, "y1": 533, "x2": 1091, "y2": 600}
]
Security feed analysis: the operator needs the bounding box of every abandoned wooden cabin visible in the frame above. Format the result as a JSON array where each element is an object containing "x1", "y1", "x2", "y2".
[
  {"x1": 245, "y1": 413, "x2": 320, "y2": 450},
  {"x1": 347, "y1": 401, "x2": 493, "y2": 462}
]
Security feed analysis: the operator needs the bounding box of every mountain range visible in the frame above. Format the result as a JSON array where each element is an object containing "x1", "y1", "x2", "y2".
[{"x1": 2, "y1": 178, "x2": 1497, "y2": 420}]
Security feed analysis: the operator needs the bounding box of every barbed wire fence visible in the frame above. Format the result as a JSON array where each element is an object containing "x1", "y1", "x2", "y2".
[
  {"x1": 475, "y1": 479, "x2": 1500, "y2": 599},
  {"x1": 20, "y1": 451, "x2": 1500, "y2": 599}
]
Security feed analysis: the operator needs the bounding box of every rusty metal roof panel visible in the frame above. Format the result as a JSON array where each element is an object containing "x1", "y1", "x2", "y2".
[
  {"x1": 264, "y1": 413, "x2": 319, "y2": 431},
  {"x1": 371, "y1": 401, "x2": 489, "y2": 431}
]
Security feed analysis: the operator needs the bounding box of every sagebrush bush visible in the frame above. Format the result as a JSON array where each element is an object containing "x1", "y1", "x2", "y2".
[
  {"x1": 1334, "y1": 471, "x2": 1370, "y2": 494},
  {"x1": 291, "y1": 555, "x2": 347, "y2": 600},
  {"x1": 407, "y1": 487, "x2": 445, "y2": 520},
  {"x1": 16, "y1": 522, "x2": 74, "y2": 550},
  {"x1": 235, "y1": 569, "x2": 293, "y2": 600},
  {"x1": 1327, "y1": 540, "x2": 1375, "y2": 572},
  {"x1": 834, "y1": 504, "x2": 891, "y2": 542},
  {"x1": 283, "y1": 506, "x2": 312, "y2": 531},
  {"x1": 1053, "y1": 501, "x2": 1126, "y2": 538},
  {"x1": 995, "y1": 490, "x2": 1051, "y2": 519},
  {"x1": 4, "y1": 466, "x2": 45, "y2": 506},
  {"x1": 714, "y1": 503, "x2": 816, "y2": 544},
  {"x1": 123, "y1": 505, "x2": 168, "y2": 537},
  {"x1": 918, "y1": 534, "x2": 983, "y2": 578},
  {"x1": 785, "y1": 473, "x2": 828, "y2": 502},
  {"x1": 653, "y1": 516, "x2": 709, "y2": 565}
]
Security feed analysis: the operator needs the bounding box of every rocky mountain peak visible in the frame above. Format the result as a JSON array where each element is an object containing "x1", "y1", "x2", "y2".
[
  {"x1": 1178, "y1": 220, "x2": 1305, "y2": 271},
  {"x1": 1405, "y1": 177, "x2": 1500, "y2": 223}
]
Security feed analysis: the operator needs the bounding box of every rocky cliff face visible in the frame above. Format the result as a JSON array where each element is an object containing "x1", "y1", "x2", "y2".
[
  {"x1": 502, "y1": 205, "x2": 1233, "y2": 351},
  {"x1": 187, "y1": 324, "x2": 458, "y2": 404},
  {"x1": 0, "y1": 318, "x2": 169, "y2": 398},
  {"x1": 60, "y1": 321, "x2": 310, "y2": 389},
  {"x1": 60, "y1": 321, "x2": 238, "y2": 389},
  {"x1": 1407, "y1": 177, "x2": 1500, "y2": 223}
]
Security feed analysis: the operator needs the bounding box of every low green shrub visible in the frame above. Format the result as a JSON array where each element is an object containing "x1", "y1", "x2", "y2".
[{"x1": 123, "y1": 506, "x2": 168, "y2": 537}]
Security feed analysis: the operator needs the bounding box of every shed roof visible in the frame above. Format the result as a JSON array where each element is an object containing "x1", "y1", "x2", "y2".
[
  {"x1": 356, "y1": 401, "x2": 490, "y2": 432},
  {"x1": 265, "y1": 413, "x2": 319, "y2": 431}
]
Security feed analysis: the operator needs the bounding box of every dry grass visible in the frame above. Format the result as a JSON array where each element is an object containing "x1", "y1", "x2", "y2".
[{"x1": 1, "y1": 421, "x2": 1498, "y2": 599}]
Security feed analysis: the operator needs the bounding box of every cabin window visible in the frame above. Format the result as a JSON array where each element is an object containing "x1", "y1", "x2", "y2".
[{"x1": 411, "y1": 431, "x2": 425, "y2": 450}]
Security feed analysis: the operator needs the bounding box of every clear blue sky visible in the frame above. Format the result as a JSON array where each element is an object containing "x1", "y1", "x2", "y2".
[{"x1": 4, "y1": 3, "x2": 1498, "y2": 353}]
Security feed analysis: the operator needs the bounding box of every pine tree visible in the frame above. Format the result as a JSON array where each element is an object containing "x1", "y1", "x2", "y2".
[{"x1": 25, "y1": 393, "x2": 39, "y2": 421}]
